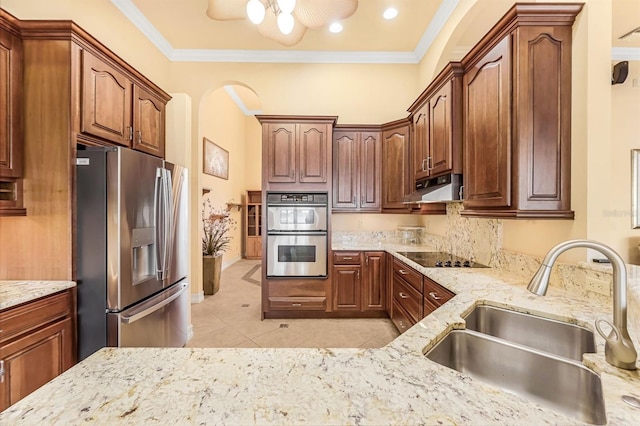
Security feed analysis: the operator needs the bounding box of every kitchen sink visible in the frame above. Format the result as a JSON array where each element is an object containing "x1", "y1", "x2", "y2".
[
  {"x1": 425, "y1": 330, "x2": 607, "y2": 425},
  {"x1": 464, "y1": 304, "x2": 596, "y2": 361}
]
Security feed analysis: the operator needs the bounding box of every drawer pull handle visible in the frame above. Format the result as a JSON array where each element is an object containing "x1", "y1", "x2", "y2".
[
  {"x1": 292, "y1": 303, "x2": 302, "y2": 307},
  {"x1": 343, "y1": 257, "x2": 353, "y2": 260},
  {"x1": 398, "y1": 292, "x2": 409, "y2": 299},
  {"x1": 398, "y1": 269, "x2": 408, "y2": 275},
  {"x1": 429, "y1": 292, "x2": 442, "y2": 301}
]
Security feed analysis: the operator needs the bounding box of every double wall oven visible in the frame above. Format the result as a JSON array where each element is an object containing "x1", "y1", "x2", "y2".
[{"x1": 266, "y1": 192, "x2": 328, "y2": 278}]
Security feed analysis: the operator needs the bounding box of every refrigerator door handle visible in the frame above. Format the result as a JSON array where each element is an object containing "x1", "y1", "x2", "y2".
[
  {"x1": 154, "y1": 168, "x2": 167, "y2": 280},
  {"x1": 121, "y1": 282, "x2": 188, "y2": 324},
  {"x1": 161, "y1": 168, "x2": 173, "y2": 279}
]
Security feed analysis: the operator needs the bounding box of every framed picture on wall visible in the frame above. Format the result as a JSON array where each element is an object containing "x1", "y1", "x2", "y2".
[{"x1": 203, "y1": 137, "x2": 229, "y2": 180}]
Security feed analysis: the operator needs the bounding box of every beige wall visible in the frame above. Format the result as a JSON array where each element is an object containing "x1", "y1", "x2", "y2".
[
  {"x1": 2, "y1": 0, "x2": 171, "y2": 88},
  {"x1": 244, "y1": 116, "x2": 263, "y2": 191},
  {"x1": 200, "y1": 89, "x2": 247, "y2": 267}
]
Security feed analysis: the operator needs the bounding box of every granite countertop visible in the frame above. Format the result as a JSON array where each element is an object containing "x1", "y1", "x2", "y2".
[
  {"x1": 0, "y1": 280, "x2": 76, "y2": 310},
  {"x1": 2, "y1": 249, "x2": 640, "y2": 424}
]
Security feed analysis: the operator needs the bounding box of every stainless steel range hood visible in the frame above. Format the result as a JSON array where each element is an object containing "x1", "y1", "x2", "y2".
[{"x1": 403, "y1": 173, "x2": 463, "y2": 204}]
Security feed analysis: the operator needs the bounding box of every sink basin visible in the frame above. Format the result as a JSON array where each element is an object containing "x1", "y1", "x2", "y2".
[
  {"x1": 464, "y1": 304, "x2": 596, "y2": 361},
  {"x1": 426, "y1": 330, "x2": 606, "y2": 425}
]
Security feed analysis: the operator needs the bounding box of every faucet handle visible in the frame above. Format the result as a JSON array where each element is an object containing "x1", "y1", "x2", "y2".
[{"x1": 595, "y1": 318, "x2": 638, "y2": 369}]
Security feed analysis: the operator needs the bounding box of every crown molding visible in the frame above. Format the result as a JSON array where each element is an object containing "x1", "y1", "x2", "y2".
[
  {"x1": 612, "y1": 47, "x2": 640, "y2": 61},
  {"x1": 224, "y1": 86, "x2": 263, "y2": 116},
  {"x1": 111, "y1": 0, "x2": 461, "y2": 64}
]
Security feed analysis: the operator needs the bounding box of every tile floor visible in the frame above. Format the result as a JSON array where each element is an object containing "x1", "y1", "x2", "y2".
[{"x1": 187, "y1": 259, "x2": 400, "y2": 348}]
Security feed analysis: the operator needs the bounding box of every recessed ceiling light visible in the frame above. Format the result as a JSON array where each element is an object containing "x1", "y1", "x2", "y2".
[
  {"x1": 383, "y1": 7, "x2": 398, "y2": 20},
  {"x1": 329, "y1": 22, "x2": 343, "y2": 33}
]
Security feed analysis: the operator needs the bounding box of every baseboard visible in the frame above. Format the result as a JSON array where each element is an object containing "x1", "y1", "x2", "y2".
[
  {"x1": 222, "y1": 255, "x2": 241, "y2": 270},
  {"x1": 191, "y1": 291, "x2": 204, "y2": 304}
]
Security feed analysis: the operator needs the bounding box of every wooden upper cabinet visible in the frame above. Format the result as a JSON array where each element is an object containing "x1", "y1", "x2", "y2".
[
  {"x1": 463, "y1": 37, "x2": 511, "y2": 209},
  {"x1": 80, "y1": 49, "x2": 169, "y2": 157},
  {"x1": 408, "y1": 62, "x2": 463, "y2": 184},
  {"x1": 461, "y1": 3, "x2": 581, "y2": 218},
  {"x1": 332, "y1": 126, "x2": 381, "y2": 212},
  {"x1": 298, "y1": 122, "x2": 329, "y2": 183},
  {"x1": 81, "y1": 50, "x2": 133, "y2": 147},
  {"x1": 266, "y1": 123, "x2": 296, "y2": 183},
  {"x1": 132, "y1": 85, "x2": 165, "y2": 157},
  {"x1": 332, "y1": 130, "x2": 358, "y2": 209},
  {"x1": 258, "y1": 115, "x2": 336, "y2": 189},
  {"x1": 381, "y1": 119, "x2": 411, "y2": 213},
  {"x1": 0, "y1": 10, "x2": 25, "y2": 215}
]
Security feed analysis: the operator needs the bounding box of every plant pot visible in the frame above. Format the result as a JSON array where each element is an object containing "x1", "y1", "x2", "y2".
[{"x1": 203, "y1": 254, "x2": 222, "y2": 295}]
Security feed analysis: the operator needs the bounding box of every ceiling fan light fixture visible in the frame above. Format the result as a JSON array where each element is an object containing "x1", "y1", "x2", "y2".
[
  {"x1": 329, "y1": 22, "x2": 343, "y2": 33},
  {"x1": 277, "y1": 12, "x2": 295, "y2": 35},
  {"x1": 383, "y1": 7, "x2": 398, "y2": 20},
  {"x1": 247, "y1": 0, "x2": 266, "y2": 24},
  {"x1": 277, "y1": 0, "x2": 296, "y2": 15}
]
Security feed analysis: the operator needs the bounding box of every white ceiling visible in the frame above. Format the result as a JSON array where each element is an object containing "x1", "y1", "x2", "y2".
[{"x1": 113, "y1": 0, "x2": 640, "y2": 64}]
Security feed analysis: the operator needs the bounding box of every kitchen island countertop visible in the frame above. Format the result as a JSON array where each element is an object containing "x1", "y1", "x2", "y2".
[
  {"x1": 0, "y1": 280, "x2": 76, "y2": 310},
  {"x1": 2, "y1": 250, "x2": 640, "y2": 425}
]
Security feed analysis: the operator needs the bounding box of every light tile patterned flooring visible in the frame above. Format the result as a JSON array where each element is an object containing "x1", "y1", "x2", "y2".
[{"x1": 187, "y1": 259, "x2": 400, "y2": 348}]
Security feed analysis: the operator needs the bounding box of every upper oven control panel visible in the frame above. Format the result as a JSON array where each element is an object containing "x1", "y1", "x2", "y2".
[{"x1": 267, "y1": 192, "x2": 328, "y2": 206}]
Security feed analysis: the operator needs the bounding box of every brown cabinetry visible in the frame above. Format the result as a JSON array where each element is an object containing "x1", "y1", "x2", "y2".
[
  {"x1": 0, "y1": 9, "x2": 25, "y2": 216},
  {"x1": 461, "y1": 4, "x2": 581, "y2": 218},
  {"x1": 81, "y1": 50, "x2": 166, "y2": 157},
  {"x1": 332, "y1": 126, "x2": 381, "y2": 212},
  {"x1": 381, "y1": 119, "x2": 411, "y2": 213},
  {"x1": 257, "y1": 115, "x2": 337, "y2": 187},
  {"x1": 244, "y1": 190, "x2": 262, "y2": 260},
  {"x1": 390, "y1": 257, "x2": 455, "y2": 333},
  {"x1": 422, "y1": 276, "x2": 455, "y2": 317},
  {"x1": 332, "y1": 251, "x2": 386, "y2": 313},
  {"x1": 408, "y1": 62, "x2": 463, "y2": 183},
  {"x1": 0, "y1": 289, "x2": 76, "y2": 411}
]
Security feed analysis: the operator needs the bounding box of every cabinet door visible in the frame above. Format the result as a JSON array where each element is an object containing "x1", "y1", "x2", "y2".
[
  {"x1": 363, "y1": 252, "x2": 385, "y2": 311},
  {"x1": 0, "y1": 25, "x2": 22, "y2": 179},
  {"x1": 132, "y1": 85, "x2": 165, "y2": 157},
  {"x1": 381, "y1": 125, "x2": 411, "y2": 212},
  {"x1": 412, "y1": 106, "x2": 429, "y2": 181},
  {"x1": 0, "y1": 317, "x2": 74, "y2": 411},
  {"x1": 429, "y1": 80, "x2": 453, "y2": 176},
  {"x1": 359, "y1": 132, "x2": 381, "y2": 211},
  {"x1": 463, "y1": 36, "x2": 511, "y2": 208},
  {"x1": 266, "y1": 123, "x2": 296, "y2": 183},
  {"x1": 81, "y1": 50, "x2": 132, "y2": 147},
  {"x1": 298, "y1": 123, "x2": 329, "y2": 183},
  {"x1": 332, "y1": 131, "x2": 358, "y2": 209},
  {"x1": 332, "y1": 265, "x2": 361, "y2": 311},
  {"x1": 245, "y1": 236, "x2": 262, "y2": 259}
]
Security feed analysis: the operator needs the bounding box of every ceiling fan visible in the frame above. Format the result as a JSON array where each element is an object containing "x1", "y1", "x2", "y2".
[{"x1": 206, "y1": 0, "x2": 359, "y2": 47}]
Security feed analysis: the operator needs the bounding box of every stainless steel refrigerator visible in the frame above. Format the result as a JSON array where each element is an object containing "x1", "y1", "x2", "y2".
[{"x1": 76, "y1": 146, "x2": 189, "y2": 361}]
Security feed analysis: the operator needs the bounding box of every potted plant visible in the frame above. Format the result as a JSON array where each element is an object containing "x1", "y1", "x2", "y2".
[{"x1": 202, "y1": 198, "x2": 236, "y2": 295}]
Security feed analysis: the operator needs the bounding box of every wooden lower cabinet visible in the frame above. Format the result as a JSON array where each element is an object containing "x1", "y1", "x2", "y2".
[
  {"x1": 390, "y1": 258, "x2": 456, "y2": 333},
  {"x1": 332, "y1": 251, "x2": 386, "y2": 314},
  {"x1": 0, "y1": 289, "x2": 76, "y2": 411}
]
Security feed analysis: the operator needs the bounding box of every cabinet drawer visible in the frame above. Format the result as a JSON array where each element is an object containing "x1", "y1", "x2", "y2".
[
  {"x1": 0, "y1": 290, "x2": 72, "y2": 344},
  {"x1": 393, "y1": 276, "x2": 422, "y2": 323},
  {"x1": 268, "y1": 297, "x2": 326, "y2": 311},
  {"x1": 391, "y1": 299, "x2": 415, "y2": 334},
  {"x1": 423, "y1": 277, "x2": 455, "y2": 307},
  {"x1": 393, "y1": 257, "x2": 422, "y2": 292},
  {"x1": 423, "y1": 295, "x2": 439, "y2": 318},
  {"x1": 333, "y1": 251, "x2": 362, "y2": 265}
]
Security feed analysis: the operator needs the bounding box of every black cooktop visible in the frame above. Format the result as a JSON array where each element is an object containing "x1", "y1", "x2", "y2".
[{"x1": 397, "y1": 251, "x2": 489, "y2": 268}]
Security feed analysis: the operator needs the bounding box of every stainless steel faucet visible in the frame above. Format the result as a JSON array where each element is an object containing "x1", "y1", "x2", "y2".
[{"x1": 528, "y1": 239, "x2": 638, "y2": 370}]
